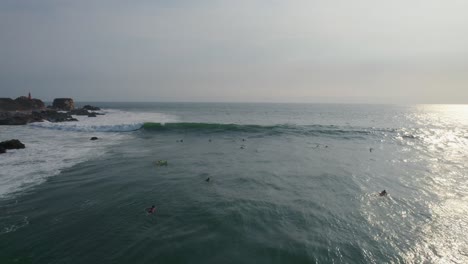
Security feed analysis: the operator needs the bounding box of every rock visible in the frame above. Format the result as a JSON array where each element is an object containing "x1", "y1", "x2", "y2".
[
  {"x1": 0, "y1": 110, "x2": 77, "y2": 125},
  {"x1": 70, "y1": 109, "x2": 90, "y2": 116},
  {"x1": 0, "y1": 111, "x2": 43, "y2": 125},
  {"x1": 0, "y1": 98, "x2": 15, "y2": 111},
  {"x1": 33, "y1": 110, "x2": 78, "y2": 123},
  {"x1": 83, "y1": 105, "x2": 101, "y2": 111},
  {"x1": 0, "y1": 112, "x2": 31, "y2": 125},
  {"x1": 52, "y1": 98, "x2": 75, "y2": 111},
  {"x1": 0, "y1": 97, "x2": 45, "y2": 111},
  {"x1": 0, "y1": 139, "x2": 25, "y2": 149},
  {"x1": 70, "y1": 108, "x2": 104, "y2": 117},
  {"x1": 90, "y1": 137, "x2": 98, "y2": 140},
  {"x1": 0, "y1": 147, "x2": 6, "y2": 154}
]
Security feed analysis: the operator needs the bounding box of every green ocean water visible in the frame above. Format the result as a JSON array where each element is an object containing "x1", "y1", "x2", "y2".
[{"x1": 1, "y1": 103, "x2": 467, "y2": 263}]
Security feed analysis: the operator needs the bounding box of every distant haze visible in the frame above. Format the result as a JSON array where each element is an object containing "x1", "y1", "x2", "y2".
[{"x1": 1, "y1": 0, "x2": 468, "y2": 103}]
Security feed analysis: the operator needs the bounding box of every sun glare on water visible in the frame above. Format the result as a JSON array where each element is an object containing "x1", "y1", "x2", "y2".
[{"x1": 401, "y1": 104, "x2": 468, "y2": 263}]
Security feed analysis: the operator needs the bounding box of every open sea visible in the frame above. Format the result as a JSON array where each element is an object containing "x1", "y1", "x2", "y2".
[{"x1": 0, "y1": 103, "x2": 467, "y2": 263}]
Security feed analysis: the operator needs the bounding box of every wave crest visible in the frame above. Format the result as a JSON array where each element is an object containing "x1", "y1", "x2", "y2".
[{"x1": 142, "y1": 122, "x2": 375, "y2": 138}]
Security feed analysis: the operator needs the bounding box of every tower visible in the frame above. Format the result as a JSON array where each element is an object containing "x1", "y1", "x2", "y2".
[{"x1": 28, "y1": 92, "x2": 31, "y2": 100}]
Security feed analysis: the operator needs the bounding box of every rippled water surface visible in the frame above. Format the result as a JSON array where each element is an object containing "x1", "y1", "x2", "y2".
[{"x1": 1, "y1": 103, "x2": 467, "y2": 263}]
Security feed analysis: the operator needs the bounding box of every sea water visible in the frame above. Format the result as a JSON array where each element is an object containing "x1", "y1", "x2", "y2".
[{"x1": 0, "y1": 103, "x2": 467, "y2": 263}]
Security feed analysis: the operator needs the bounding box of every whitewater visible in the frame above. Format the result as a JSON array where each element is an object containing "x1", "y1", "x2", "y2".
[
  {"x1": 1, "y1": 103, "x2": 467, "y2": 263},
  {"x1": 0, "y1": 109, "x2": 177, "y2": 197}
]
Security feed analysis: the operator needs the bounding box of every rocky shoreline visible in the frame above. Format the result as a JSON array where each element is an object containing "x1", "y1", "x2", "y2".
[{"x1": 0, "y1": 97, "x2": 102, "y2": 125}]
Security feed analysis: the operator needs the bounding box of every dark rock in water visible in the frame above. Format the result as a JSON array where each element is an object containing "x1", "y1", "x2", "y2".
[
  {"x1": 0, "y1": 96, "x2": 45, "y2": 111},
  {"x1": 70, "y1": 108, "x2": 103, "y2": 117},
  {"x1": 83, "y1": 105, "x2": 101, "y2": 111},
  {"x1": 0, "y1": 112, "x2": 32, "y2": 125},
  {"x1": 90, "y1": 137, "x2": 98, "y2": 140},
  {"x1": 0, "y1": 147, "x2": 6, "y2": 154},
  {"x1": 52, "y1": 98, "x2": 75, "y2": 111},
  {"x1": 0, "y1": 111, "x2": 54, "y2": 125},
  {"x1": 1, "y1": 97, "x2": 78, "y2": 125},
  {"x1": 0, "y1": 139, "x2": 25, "y2": 149},
  {"x1": 70, "y1": 108, "x2": 90, "y2": 116},
  {"x1": 33, "y1": 110, "x2": 78, "y2": 123}
]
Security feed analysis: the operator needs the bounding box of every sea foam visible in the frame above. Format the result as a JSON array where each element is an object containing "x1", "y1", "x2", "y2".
[
  {"x1": 29, "y1": 109, "x2": 176, "y2": 132},
  {"x1": 0, "y1": 109, "x2": 176, "y2": 198}
]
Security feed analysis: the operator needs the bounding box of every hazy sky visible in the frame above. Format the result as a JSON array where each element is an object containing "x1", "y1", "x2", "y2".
[{"x1": 1, "y1": 0, "x2": 468, "y2": 103}]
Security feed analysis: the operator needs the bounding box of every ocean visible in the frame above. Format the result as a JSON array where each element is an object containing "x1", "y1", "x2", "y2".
[{"x1": 0, "y1": 103, "x2": 467, "y2": 263}]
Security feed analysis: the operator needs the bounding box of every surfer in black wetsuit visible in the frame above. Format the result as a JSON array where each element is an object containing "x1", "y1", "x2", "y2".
[
  {"x1": 379, "y1": 190, "x2": 387, "y2": 196},
  {"x1": 146, "y1": 205, "x2": 156, "y2": 214}
]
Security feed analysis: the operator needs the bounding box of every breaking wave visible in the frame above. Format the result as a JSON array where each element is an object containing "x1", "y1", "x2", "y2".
[{"x1": 141, "y1": 122, "x2": 385, "y2": 139}]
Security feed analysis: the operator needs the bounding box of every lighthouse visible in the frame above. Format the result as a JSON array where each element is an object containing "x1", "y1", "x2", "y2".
[{"x1": 28, "y1": 92, "x2": 32, "y2": 100}]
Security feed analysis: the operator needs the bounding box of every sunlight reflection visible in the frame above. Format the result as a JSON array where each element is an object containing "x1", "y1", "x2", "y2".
[{"x1": 414, "y1": 104, "x2": 468, "y2": 129}]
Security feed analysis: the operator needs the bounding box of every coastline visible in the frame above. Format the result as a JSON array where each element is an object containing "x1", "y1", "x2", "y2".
[{"x1": 0, "y1": 97, "x2": 102, "y2": 125}]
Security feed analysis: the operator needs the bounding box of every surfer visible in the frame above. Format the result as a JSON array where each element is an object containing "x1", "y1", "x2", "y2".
[
  {"x1": 146, "y1": 205, "x2": 156, "y2": 214},
  {"x1": 205, "y1": 177, "x2": 210, "y2": 182},
  {"x1": 379, "y1": 190, "x2": 387, "y2": 196}
]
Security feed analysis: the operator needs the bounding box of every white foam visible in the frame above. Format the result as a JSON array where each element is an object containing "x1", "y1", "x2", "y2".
[
  {"x1": 0, "y1": 109, "x2": 177, "y2": 198},
  {"x1": 29, "y1": 109, "x2": 176, "y2": 132}
]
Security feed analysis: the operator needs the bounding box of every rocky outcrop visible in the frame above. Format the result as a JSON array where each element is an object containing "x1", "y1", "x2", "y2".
[
  {"x1": 0, "y1": 110, "x2": 78, "y2": 125},
  {"x1": 90, "y1": 137, "x2": 98, "y2": 140},
  {"x1": 83, "y1": 105, "x2": 101, "y2": 111},
  {"x1": 1, "y1": 96, "x2": 101, "y2": 125},
  {"x1": 0, "y1": 97, "x2": 45, "y2": 112},
  {"x1": 52, "y1": 98, "x2": 75, "y2": 111},
  {"x1": 0, "y1": 139, "x2": 25, "y2": 149},
  {"x1": 70, "y1": 109, "x2": 90, "y2": 116},
  {"x1": 0, "y1": 147, "x2": 5, "y2": 154},
  {"x1": 34, "y1": 110, "x2": 78, "y2": 123},
  {"x1": 69, "y1": 109, "x2": 102, "y2": 117},
  {"x1": 0, "y1": 111, "x2": 42, "y2": 125}
]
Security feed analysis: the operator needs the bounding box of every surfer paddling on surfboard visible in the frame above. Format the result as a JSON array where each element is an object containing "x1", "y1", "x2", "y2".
[{"x1": 146, "y1": 205, "x2": 156, "y2": 214}]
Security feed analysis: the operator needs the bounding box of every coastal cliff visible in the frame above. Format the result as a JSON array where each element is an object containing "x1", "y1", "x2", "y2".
[
  {"x1": 0, "y1": 96, "x2": 45, "y2": 112},
  {"x1": 0, "y1": 96, "x2": 101, "y2": 125},
  {"x1": 52, "y1": 98, "x2": 75, "y2": 111}
]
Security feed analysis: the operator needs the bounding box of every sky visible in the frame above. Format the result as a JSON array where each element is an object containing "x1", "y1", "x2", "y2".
[{"x1": 1, "y1": 0, "x2": 468, "y2": 103}]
